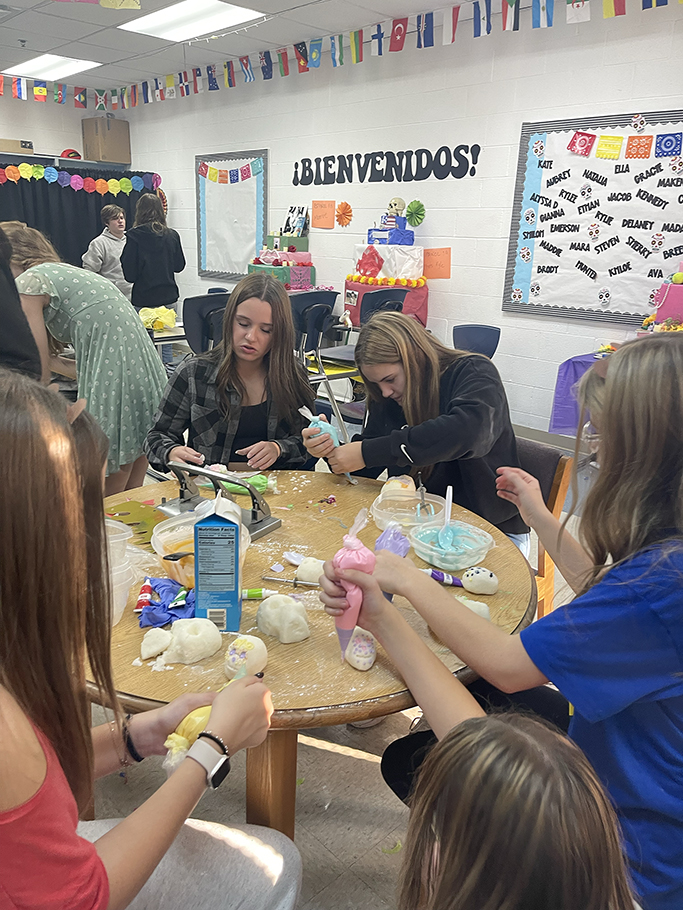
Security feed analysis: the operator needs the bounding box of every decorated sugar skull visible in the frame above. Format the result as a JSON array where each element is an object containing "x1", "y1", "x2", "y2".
[
  {"x1": 532, "y1": 139, "x2": 545, "y2": 158},
  {"x1": 631, "y1": 113, "x2": 646, "y2": 133},
  {"x1": 524, "y1": 208, "x2": 536, "y2": 225},
  {"x1": 649, "y1": 288, "x2": 658, "y2": 307},
  {"x1": 587, "y1": 223, "x2": 600, "y2": 241},
  {"x1": 510, "y1": 288, "x2": 523, "y2": 303},
  {"x1": 387, "y1": 197, "x2": 406, "y2": 217},
  {"x1": 519, "y1": 247, "x2": 531, "y2": 263},
  {"x1": 530, "y1": 280, "x2": 541, "y2": 297},
  {"x1": 598, "y1": 287, "x2": 611, "y2": 306},
  {"x1": 669, "y1": 156, "x2": 683, "y2": 174},
  {"x1": 651, "y1": 232, "x2": 665, "y2": 251},
  {"x1": 580, "y1": 183, "x2": 592, "y2": 199}
]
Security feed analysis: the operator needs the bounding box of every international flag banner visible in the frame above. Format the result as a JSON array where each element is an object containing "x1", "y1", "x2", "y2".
[
  {"x1": 389, "y1": 18, "x2": 408, "y2": 51},
  {"x1": 371, "y1": 22, "x2": 385, "y2": 55},
  {"x1": 566, "y1": 0, "x2": 590, "y2": 21},
  {"x1": 192, "y1": 67, "x2": 203, "y2": 93},
  {"x1": 240, "y1": 163, "x2": 252, "y2": 180},
  {"x1": 110, "y1": 87, "x2": 118, "y2": 110},
  {"x1": 178, "y1": 71, "x2": 190, "y2": 97},
  {"x1": 259, "y1": 50, "x2": 273, "y2": 79},
  {"x1": 309, "y1": 37, "x2": 322, "y2": 67},
  {"x1": 153, "y1": 77, "x2": 165, "y2": 101},
  {"x1": 532, "y1": 0, "x2": 554, "y2": 26},
  {"x1": 74, "y1": 86, "x2": 87, "y2": 108},
  {"x1": 502, "y1": 0, "x2": 521, "y2": 28},
  {"x1": 33, "y1": 80, "x2": 47, "y2": 101},
  {"x1": 120, "y1": 86, "x2": 128, "y2": 109},
  {"x1": 239, "y1": 55, "x2": 255, "y2": 82},
  {"x1": 207, "y1": 64, "x2": 220, "y2": 90},
  {"x1": 349, "y1": 29, "x2": 363, "y2": 63},
  {"x1": 95, "y1": 89, "x2": 108, "y2": 110},
  {"x1": 330, "y1": 34, "x2": 344, "y2": 66},
  {"x1": 277, "y1": 47, "x2": 290, "y2": 76},
  {"x1": 441, "y1": 6, "x2": 461, "y2": 43},
  {"x1": 473, "y1": 0, "x2": 492, "y2": 35},
  {"x1": 141, "y1": 82, "x2": 152, "y2": 104},
  {"x1": 294, "y1": 42, "x2": 309, "y2": 72},
  {"x1": 417, "y1": 12, "x2": 435, "y2": 47},
  {"x1": 129, "y1": 84, "x2": 138, "y2": 107},
  {"x1": 55, "y1": 83, "x2": 67, "y2": 104},
  {"x1": 602, "y1": 0, "x2": 625, "y2": 16},
  {"x1": 165, "y1": 74, "x2": 176, "y2": 100},
  {"x1": 224, "y1": 60, "x2": 236, "y2": 87},
  {"x1": 12, "y1": 77, "x2": 28, "y2": 100}
]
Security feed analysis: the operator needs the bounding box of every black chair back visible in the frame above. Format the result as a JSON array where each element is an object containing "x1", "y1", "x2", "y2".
[
  {"x1": 452, "y1": 324, "x2": 501, "y2": 359},
  {"x1": 182, "y1": 293, "x2": 230, "y2": 355},
  {"x1": 359, "y1": 287, "x2": 408, "y2": 324},
  {"x1": 289, "y1": 291, "x2": 338, "y2": 354},
  {"x1": 515, "y1": 437, "x2": 564, "y2": 505}
]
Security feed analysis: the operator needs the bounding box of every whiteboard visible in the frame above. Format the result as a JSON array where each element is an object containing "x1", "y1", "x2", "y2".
[{"x1": 195, "y1": 149, "x2": 268, "y2": 281}]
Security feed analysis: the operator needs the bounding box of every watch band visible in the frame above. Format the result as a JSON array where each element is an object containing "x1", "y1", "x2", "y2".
[{"x1": 186, "y1": 738, "x2": 231, "y2": 789}]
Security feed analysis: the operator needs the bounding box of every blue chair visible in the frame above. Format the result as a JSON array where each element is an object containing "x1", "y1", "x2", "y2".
[
  {"x1": 182, "y1": 293, "x2": 229, "y2": 355},
  {"x1": 452, "y1": 324, "x2": 501, "y2": 359}
]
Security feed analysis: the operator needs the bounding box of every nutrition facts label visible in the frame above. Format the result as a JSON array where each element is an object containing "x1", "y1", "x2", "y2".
[{"x1": 196, "y1": 526, "x2": 236, "y2": 592}]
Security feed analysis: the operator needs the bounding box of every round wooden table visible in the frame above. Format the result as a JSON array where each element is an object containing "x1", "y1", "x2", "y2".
[{"x1": 97, "y1": 471, "x2": 536, "y2": 837}]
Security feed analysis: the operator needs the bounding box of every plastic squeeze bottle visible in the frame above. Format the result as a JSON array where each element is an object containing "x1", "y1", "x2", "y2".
[{"x1": 332, "y1": 509, "x2": 376, "y2": 661}]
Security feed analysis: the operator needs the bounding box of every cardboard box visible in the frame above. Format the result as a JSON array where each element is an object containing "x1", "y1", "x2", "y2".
[
  {"x1": 0, "y1": 139, "x2": 34, "y2": 155},
  {"x1": 82, "y1": 117, "x2": 130, "y2": 164}
]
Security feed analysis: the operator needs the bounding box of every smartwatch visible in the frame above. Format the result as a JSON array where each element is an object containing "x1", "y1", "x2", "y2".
[{"x1": 186, "y1": 738, "x2": 231, "y2": 789}]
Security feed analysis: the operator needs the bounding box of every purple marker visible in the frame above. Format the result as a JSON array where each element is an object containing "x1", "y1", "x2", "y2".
[{"x1": 421, "y1": 568, "x2": 463, "y2": 588}]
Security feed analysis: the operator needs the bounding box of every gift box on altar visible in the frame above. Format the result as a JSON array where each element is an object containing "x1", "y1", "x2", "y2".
[
  {"x1": 344, "y1": 279, "x2": 428, "y2": 328},
  {"x1": 367, "y1": 215, "x2": 414, "y2": 246},
  {"x1": 248, "y1": 263, "x2": 316, "y2": 288},
  {"x1": 654, "y1": 267, "x2": 683, "y2": 322},
  {"x1": 353, "y1": 244, "x2": 424, "y2": 280},
  {"x1": 266, "y1": 234, "x2": 309, "y2": 252}
]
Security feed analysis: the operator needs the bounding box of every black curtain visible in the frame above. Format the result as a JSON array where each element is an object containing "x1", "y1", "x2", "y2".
[{"x1": 0, "y1": 163, "x2": 155, "y2": 266}]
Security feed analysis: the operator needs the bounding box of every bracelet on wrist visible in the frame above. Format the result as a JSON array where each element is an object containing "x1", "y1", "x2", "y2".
[
  {"x1": 197, "y1": 730, "x2": 229, "y2": 756},
  {"x1": 123, "y1": 713, "x2": 145, "y2": 763}
]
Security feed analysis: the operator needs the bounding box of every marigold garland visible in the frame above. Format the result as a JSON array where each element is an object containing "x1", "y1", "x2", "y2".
[{"x1": 347, "y1": 273, "x2": 426, "y2": 288}]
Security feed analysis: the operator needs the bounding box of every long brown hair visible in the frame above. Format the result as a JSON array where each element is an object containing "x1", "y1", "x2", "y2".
[
  {"x1": 133, "y1": 193, "x2": 167, "y2": 233},
  {"x1": 212, "y1": 272, "x2": 314, "y2": 420},
  {"x1": 0, "y1": 370, "x2": 118, "y2": 811},
  {"x1": 0, "y1": 220, "x2": 61, "y2": 270},
  {"x1": 399, "y1": 715, "x2": 635, "y2": 910}
]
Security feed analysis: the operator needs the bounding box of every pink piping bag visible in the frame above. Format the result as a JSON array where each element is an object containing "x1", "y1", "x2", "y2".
[{"x1": 332, "y1": 508, "x2": 375, "y2": 661}]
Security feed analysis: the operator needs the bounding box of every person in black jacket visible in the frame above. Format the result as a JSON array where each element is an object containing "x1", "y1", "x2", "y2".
[
  {"x1": 121, "y1": 193, "x2": 185, "y2": 310},
  {"x1": 303, "y1": 312, "x2": 529, "y2": 548},
  {"x1": 0, "y1": 225, "x2": 41, "y2": 380}
]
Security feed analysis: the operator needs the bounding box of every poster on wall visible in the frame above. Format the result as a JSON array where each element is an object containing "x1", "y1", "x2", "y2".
[{"x1": 503, "y1": 109, "x2": 683, "y2": 326}]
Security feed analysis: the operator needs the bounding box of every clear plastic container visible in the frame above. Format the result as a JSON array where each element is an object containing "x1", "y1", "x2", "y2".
[
  {"x1": 110, "y1": 560, "x2": 134, "y2": 626},
  {"x1": 409, "y1": 520, "x2": 494, "y2": 572},
  {"x1": 105, "y1": 519, "x2": 133, "y2": 567},
  {"x1": 371, "y1": 492, "x2": 446, "y2": 532}
]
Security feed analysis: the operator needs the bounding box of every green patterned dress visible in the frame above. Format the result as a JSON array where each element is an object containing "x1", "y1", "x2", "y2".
[{"x1": 15, "y1": 262, "x2": 168, "y2": 474}]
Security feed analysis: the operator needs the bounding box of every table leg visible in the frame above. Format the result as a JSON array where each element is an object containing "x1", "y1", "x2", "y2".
[{"x1": 246, "y1": 729, "x2": 298, "y2": 839}]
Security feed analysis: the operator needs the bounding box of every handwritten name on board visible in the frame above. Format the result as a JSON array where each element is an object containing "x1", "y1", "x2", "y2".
[
  {"x1": 424, "y1": 247, "x2": 451, "y2": 279},
  {"x1": 311, "y1": 200, "x2": 335, "y2": 229}
]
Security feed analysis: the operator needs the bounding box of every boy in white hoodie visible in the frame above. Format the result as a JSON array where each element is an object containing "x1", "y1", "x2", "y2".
[{"x1": 82, "y1": 204, "x2": 133, "y2": 301}]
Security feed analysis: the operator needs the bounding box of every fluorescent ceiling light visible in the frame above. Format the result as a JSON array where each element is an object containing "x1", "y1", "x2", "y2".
[
  {"x1": 118, "y1": 0, "x2": 263, "y2": 42},
  {"x1": 2, "y1": 54, "x2": 102, "y2": 80}
]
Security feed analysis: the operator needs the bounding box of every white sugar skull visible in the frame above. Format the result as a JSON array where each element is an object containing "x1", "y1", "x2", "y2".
[
  {"x1": 631, "y1": 113, "x2": 646, "y2": 133},
  {"x1": 651, "y1": 232, "x2": 665, "y2": 250},
  {"x1": 598, "y1": 287, "x2": 611, "y2": 306},
  {"x1": 669, "y1": 156, "x2": 683, "y2": 174},
  {"x1": 524, "y1": 208, "x2": 536, "y2": 225},
  {"x1": 587, "y1": 223, "x2": 600, "y2": 240},
  {"x1": 510, "y1": 288, "x2": 523, "y2": 302},
  {"x1": 530, "y1": 281, "x2": 541, "y2": 297},
  {"x1": 519, "y1": 247, "x2": 531, "y2": 263},
  {"x1": 532, "y1": 139, "x2": 545, "y2": 158},
  {"x1": 580, "y1": 183, "x2": 593, "y2": 199},
  {"x1": 387, "y1": 197, "x2": 406, "y2": 217}
]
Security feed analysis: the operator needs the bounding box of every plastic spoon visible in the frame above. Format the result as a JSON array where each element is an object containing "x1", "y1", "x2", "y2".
[
  {"x1": 163, "y1": 551, "x2": 193, "y2": 562},
  {"x1": 437, "y1": 485, "x2": 454, "y2": 549}
]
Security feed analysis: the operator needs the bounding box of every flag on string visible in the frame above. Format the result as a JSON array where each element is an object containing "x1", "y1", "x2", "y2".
[
  {"x1": 259, "y1": 50, "x2": 273, "y2": 79},
  {"x1": 192, "y1": 67, "x2": 203, "y2": 93},
  {"x1": 218, "y1": 169, "x2": 228, "y2": 183},
  {"x1": 33, "y1": 80, "x2": 47, "y2": 101},
  {"x1": 0, "y1": 75, "x2": 4, "y2": 96},
  {"x1": 330, "y1": 34, "x2": 344, "y2": 66},
  {"x1": 349, "y1": 29, "x2": 363, "y2": 63},
  {"x1": 309, "y1": 37, "x2": 323, "y2": 67},
  {"x1": 602, "y1": 0, "x2": 625, "y2": 16},
  {"x1": 239, "y1": 55, "x2": 255, "y2": 82},
  {"x1": 54, "y1": 83, "x2": 67, "y2": 103},
  {"x1": 207, "y1": 64, "x2": 220, "y2": 90},
  {"x1": 277, "y1": 47, "x2": 290, "y2": 76},
  {"x1": 417, "y1": 12, "x2": 435, "y2": 47},
  {"x1": 74, "y1": 86, "x2": 87, "y2": 108},
  {"x1": 120, "y1": 86, "x2": 128, "y2": 109},
  {"x1": 389, "y1": 17, "x2": 408, "y2": 50},
  {"x1": 371, "y1": 22, "x2": 385, "y2": 55},
  {"x1": 441, "y1": 6, "x2": 461, "y2": 43},
  {"x1": 566, "y1": 0, "x2": 590, "y2": 21},
  {"x1": 12, "y1": 77, "x2": 28, "y2": 100},
  {"x1": 198, "y1": 162, "x2": 209, "y2": 178},
  {"x1": 110, "y1": 87, "x2": 118, "y2": 109},
  {"x1": 153, "y1": 77, "x2": 165, "y2": 101},
  {"x1": 473, "y1": 0, "x2": 492, "y2": 35},
  {"x1": 178, "y1": 71, "x2": 190, "y2": 96},
  {"x1": 224, "y1": 60, "x2": 236, "y2": 87},
  {"x1": 95, "y1": 89, "x2": 108, "y2": 109},
  {"x1": 165, "y1": 74, "x2": 176, "y2": 100},
  {"x1": 240, "y1": 163, "x2": 252, "y2": 180},
  {"x1": 642, "y1": 0, "x2": 667, "y2": 6},
  {"x1": 532, "y1": 0, "x2": 554, "y2": 26},
  {"x1": 129, "y1": 83, "x2": 138, "y2": 107},
  {"x1": 294, "y1": 42, "x2": 309, "y2": 72},
  {"x1": 503, "y1": 0, "x2": 521, "y2": 29},
  {"x1": 141, "y1": 82, "x2": 152, "y2": 103}
]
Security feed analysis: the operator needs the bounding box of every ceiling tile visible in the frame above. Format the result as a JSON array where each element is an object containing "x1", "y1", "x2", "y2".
[
  {"x1": 78, "y1": 28, "x2": 169, "y2": 53},
  {"x1": 280, "y1": 0, "x2": 388, "y2": 32},
  {"x1": 5, "y1": 9, "x2": 102, "y2": 39},
  {"x1": 0, "y1": 24, "x2": 70, "y2": 53}
]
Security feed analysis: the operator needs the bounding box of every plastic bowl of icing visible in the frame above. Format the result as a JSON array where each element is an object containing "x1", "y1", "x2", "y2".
[
  {"x1": 106, "y1": 519, "x2": 134, "y2": 567},
  {"x1": 371, "y1": 492, "x2": 446, "y2": 532},
  {"x1": 409, "y1": 520, "x2": 494, "y2": 571}
]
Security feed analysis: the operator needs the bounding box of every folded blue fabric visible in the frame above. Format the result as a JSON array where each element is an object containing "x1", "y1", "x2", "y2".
[{"x1": 138, "y1": 577, "x2": 196, "y2": 628}]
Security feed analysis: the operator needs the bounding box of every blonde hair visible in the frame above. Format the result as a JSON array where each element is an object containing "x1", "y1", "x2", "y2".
[
  {"x1": 399, "y1": 715, "x2": 634, "y2": 910},
  {"x1": 0, "y1": 221, "x2": 61, "y2": 270}
]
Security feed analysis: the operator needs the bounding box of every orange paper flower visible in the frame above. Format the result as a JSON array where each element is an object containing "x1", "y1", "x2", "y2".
[{"x1": 336, "y1": 202, "x2": 353, "y2": 227}]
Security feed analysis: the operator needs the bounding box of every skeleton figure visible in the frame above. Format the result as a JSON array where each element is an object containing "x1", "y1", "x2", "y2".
[
  {"x1": 510, "y1": 288, "x2": 523, "y2": 302},
  {"x1": 587, "y1": 223, "x2": 600, "y2": 241},
  {"x1": 530, "y1": 281, "x2": 541, "y2": 297},
  {"x1": 387, "y1": 197, "x2": 406, "y2": 217},
  {"x1": 651, "y1": 233, "x2": 665, "y2": 251},
  {"x1": 598, "y1": 288, "x2": 611, "y2": 306},
  {"x1": 519, "y1": 247, "x2": 531, "y2": 263},
  {"x1": 524, "y1": 208, "x2": 536, "y2": 225},
  {"x1": 580, "y1": 184, "x2": 593, "y2": 200}
]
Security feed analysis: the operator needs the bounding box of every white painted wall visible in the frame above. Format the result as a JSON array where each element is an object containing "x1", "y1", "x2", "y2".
[{"x1": 2, "y1": 5, "x2": 682, "y2": 430}]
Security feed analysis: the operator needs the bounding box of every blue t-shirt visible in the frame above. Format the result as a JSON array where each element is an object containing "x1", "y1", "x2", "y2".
[{"x1": 521, "y1": 545, "x2": 683, "y2": 910}]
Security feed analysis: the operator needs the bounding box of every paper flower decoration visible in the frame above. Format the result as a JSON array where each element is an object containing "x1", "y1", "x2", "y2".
[
  {"x1": 5, "y1": 166, "x2": 20, "y2": 183},
  {"x1": 18, "y1": 162, "x2": 33, "y2": 180},
  {"x1": 44, "y1": 167, "x2": 58, "y2": 184},
  {"x1": 32, "y1": 165, "x2": 45, "y2": 180},
  {"x1": 95, "y1": 179, "x2": 109, "y2": 196},
  {"x1": 142, "y1": 173, "x2": 154, "y2": 190},
  {"x1": 131, "y1": 176, "x2": 144, "y2": 192},
  {"x1": 405, "y1": 200, "x2": 426, "y2": 227},
  {"x1": 57, "y1": 171, "x2": 71, "y2": 187},
  {"x1": 0, "y1": 169, "x2": 6, "y2": 185},
  {"x1": 70, "y1": 174, "x2": 84, "y2": 191},
  {"x1": 119, "y1": 177, "x2": 133, "y2": 196},
  {"x1": 152, "y1": 173, "x2": 162, "y2": 190},
  {"x1": 336, "y1": 202, "x2": 353, "y2": 227},
  {"x1": 157, "y1": 188, "x2": 168, "y2": 214},
  {"x1": 83, "y1": 177, "x2": 96, "y2": 194},
  {"x1": 107, "y1": 178, "x2": 121, "y2": 196}
]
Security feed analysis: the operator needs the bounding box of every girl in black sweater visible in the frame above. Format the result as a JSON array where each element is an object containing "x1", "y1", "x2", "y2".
[{"x1": 121, "y1": 193, "x2": 185, "y2": 310}]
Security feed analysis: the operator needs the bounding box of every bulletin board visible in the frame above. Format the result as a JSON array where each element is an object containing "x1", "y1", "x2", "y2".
[
  {"x1": 196, "y1": 149, "x2": 268, "y2": 281},
  {"x1": 503, "y1": 109, "x2": 683, "y2": 326}
]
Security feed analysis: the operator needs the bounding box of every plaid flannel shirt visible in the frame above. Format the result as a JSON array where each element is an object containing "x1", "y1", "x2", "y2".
[{"x1": 144, "y1": 356, "x2": 310, "y2": 471}]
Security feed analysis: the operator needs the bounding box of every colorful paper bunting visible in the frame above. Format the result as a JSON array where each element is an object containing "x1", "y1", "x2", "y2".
[
  {"x1": 119, "y1": 177, "x2": 133, "y2": 195},
  {"x1": 95, "y1": 179, "x2": 109, "y2": 195},
  {"x1": 18, "y1": 162, "x2": 33, "y2": 180},
  {"x1": 83, "y1": 177, "x2": 96, "y2": 193},
  {"x1": 595, "y1": 134, "x2": 624, "y2": 159},
  {"x1": 44, "y1": 167, "x2": 58, "y2": 183},
  {"x1": 32, "y1": 165, "x2": 45, "y2": 180},
  {"x1": 5, "y1": 166, "x2": 20, "y2": 183},
  {"x1": 70, "y1": 174, "x2": 84, "y2": 191},
  {"x1": 131, "y1": 176, "x2": 144, "y2": 191},
  {"x1": 57, "y1": 171, "x2": 71, "y2": 187},
  {"x1": 107, "y1": 178, "x2": 121, "y2": 196},
  {"x1": 567, "y1": 131, "x2": 597, "y2": 156}
]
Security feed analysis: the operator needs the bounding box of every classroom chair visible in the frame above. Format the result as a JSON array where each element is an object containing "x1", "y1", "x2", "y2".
[
  {"x1": 182, "y1": 293, "x2": 229, "y2": 355},
  {"x1": 515, "y1": 437, "x2": 572, "y2": 618},
  {"x1": 318, "y1": 286, "x2": 409, "y2": 365},
  {"x1": 452, "y1": 324, "x2": 501, "y2": 359}
]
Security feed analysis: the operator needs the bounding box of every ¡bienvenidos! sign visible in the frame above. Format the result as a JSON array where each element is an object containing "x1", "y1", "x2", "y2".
[{"x1": 292, "y1": 145, "x2": 482, "y2": 185}]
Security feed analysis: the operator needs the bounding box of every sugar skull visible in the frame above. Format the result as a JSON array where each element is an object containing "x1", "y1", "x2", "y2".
[
  {"x1": 587, "y1": 223, "x2": 600, "y2": 241},
  {"x1": 649, "y1": 288, "x2": 658, "y2": 307},
  {"x1": 669, "y1": 156, "x2": 683, "y2": 175},
  {"x1": 519, "y1": 247, "x2": 531, "y2": 263},
  {"x1": 580, "y1": 183, "x2": 593, "y2": 199},
  {"x1": 598, "y1": 287, "x2": 611, "y2": 306},
  {"x1": 524, "y1": 208, "x2": 536, "y2": 225},
  {"x1": 631, "y1": 113, "x2": 646, "y2": 133},
  {"x1": 651, "y1": 233, "x2": 665, "y2": 251},
  {"x1": 530, "y1": 281, "x2": 541, "y2": 297},
  {"x1": 510, "y1": 288, "x2": 523, "y2": 303},
  {"x1": 387, "y1": 197, "x2": 406, "y2": 216},
  {"x1": 532, "y1": 139, "x2": 545, "y2": 158}
]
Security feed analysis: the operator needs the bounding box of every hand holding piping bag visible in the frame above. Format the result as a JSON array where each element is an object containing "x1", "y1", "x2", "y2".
[
  {"x1": 299, "y1": 406, "x2": 357, "y2": 485},
  {"x1": 332, "y1": 509, "x2": 376, "y2": 661}
]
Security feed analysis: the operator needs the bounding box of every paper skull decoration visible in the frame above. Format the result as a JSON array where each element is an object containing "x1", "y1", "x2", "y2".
[
  {"x1": 649, "y1": 288, "x2": 658, "y2": 306},
  {"x1": 598, "y1": 287, "x2": 611, "y2": 306},
  {"x1": 651, "y1": 233, "x2": 665, "y2": 251},
  {"x1": 580, "y1": 184, "x2": 593, "y2": 199},
  {"x1": 530, "y1": 281, "x2": 541, "y2": 297},
  {"x1": 631, "y1": 113, "x2": 646, "y2": 133},
  {"x1": 519, "y1": 247, "x2": 531, "y2": 263},
  {"x1": 532, "y1": 139, "x2": 545, "y2": 158},
  {"x1": 387, "y1": 197, "x2": 406, "y2": 217},
  {"x1": 510, "y1": 288, "x2": 523, "y2": 302},
  {"x1": 587, "y1": 223, "x2": 600, "y2": 241},
  {"x1": 524, "y1": 208, "x2": 536, "y2": 225},
  {"x1": 669, "y1": 156, "x2": 683, "y2": 175}
]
